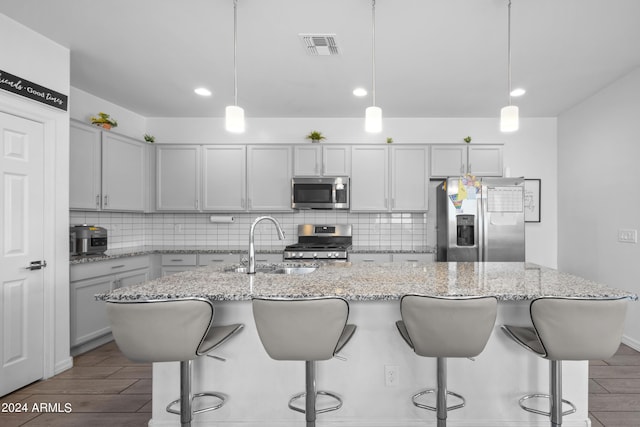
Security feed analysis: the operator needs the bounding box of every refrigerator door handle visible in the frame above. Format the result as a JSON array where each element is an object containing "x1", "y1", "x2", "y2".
[{"x1": 479, "y1": 185, "x2": 487, "y2": 262}]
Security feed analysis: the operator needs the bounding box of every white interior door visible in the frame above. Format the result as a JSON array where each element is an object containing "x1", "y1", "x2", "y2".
[{"x1": 0, "y1": 111, "x2": 45, "y2": 396}]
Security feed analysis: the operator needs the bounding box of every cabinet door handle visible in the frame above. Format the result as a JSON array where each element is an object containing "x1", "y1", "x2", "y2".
[
  {"x1": 171, "y1": 259, "x2": 183, "y2": 262},
  {"x1": 195, "y1": 199, "x2": 199, "y2": 210},
  {"x1": 468, "y1": 163, "x2": 472, "y2": 173},
  {"x1": 111, "y1": 264, "x2": 125, "y2": 269},
  {"x1": 96, "y1": 194, "x2": 100, "y2": 207},
  {"x1": 104, "y1": 195, "x2": 109, "y2": 206}
]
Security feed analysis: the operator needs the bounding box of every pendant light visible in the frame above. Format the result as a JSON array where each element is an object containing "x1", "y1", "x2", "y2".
[
  {"x1": 225, "y1": 0, "x2": 245, "y2": 133},
  {"x1": 365, "y1": 0, "x2": 382, "y2": 133},
  {"x1": 500, "y1": 0, "x2": 519, "y2": 132}
]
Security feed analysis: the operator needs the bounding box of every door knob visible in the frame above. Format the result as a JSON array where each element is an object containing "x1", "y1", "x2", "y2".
[{"x1": 26, "y1": 260, "x2": 47, "y2": 270}]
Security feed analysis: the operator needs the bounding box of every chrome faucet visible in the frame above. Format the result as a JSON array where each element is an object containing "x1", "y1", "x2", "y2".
[{"x1": 248, "y1": 216, "x2": 285, "y2": 274}]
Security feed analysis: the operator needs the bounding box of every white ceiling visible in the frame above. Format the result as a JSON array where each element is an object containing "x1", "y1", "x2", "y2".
[{"x1": 2, "y1": 0, "x2": 639, "y2": 119}]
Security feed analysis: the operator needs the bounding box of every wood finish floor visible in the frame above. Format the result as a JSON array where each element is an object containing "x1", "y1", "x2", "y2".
[{"x1": 1, "y1": 341, "x2": 638, "y2": 426}]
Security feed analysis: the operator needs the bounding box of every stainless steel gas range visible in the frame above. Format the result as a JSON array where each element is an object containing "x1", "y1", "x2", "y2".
[{"x1": 283, "y1": 224, "x2": 352, "y2": 262}]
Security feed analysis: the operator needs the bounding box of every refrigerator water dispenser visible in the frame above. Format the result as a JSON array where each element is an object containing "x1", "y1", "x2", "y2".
[{"x1": 456, "y1": 215, "x2": 475, "y2": 246}]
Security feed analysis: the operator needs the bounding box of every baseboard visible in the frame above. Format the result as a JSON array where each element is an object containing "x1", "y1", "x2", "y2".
[
  {"x1": 622, "y1": 334, "x2": 640, "y2": 352},
  {"x1": 53, "y1": 356, "x2": 73, "y2": 376}
]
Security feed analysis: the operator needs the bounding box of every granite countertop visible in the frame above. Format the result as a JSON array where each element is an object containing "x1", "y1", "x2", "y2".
[
  {"x1": 96, "y1": 261, "x2": 638, "y2": 302},
  {"x1": 70, "y1": 245, "x2": 435, "y2": 265}
]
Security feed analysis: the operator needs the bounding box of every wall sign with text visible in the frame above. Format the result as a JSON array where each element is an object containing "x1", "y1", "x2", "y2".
[{"x1": 0, "y1": 69, "x2": 68, "y2": 111}]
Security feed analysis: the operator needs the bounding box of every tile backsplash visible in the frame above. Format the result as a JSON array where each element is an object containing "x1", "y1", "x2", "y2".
[
  {"x1": 70, "y1": 210, "x2": 435, "y2": 251},
  {"x1": 70, "y1": 182, "x2": 439, "y2": 251}
]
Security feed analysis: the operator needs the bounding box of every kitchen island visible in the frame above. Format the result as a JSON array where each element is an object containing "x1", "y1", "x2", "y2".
[{"x1": 98, "y1": 262, "x2": 636, "y2": 427}]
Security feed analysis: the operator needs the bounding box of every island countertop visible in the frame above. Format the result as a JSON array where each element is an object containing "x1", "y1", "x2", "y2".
[{"x1": 96, "y1": 261, "x2": 637, "y2": 302}]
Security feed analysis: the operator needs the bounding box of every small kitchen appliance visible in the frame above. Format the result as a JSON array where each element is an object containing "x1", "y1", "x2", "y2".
[
  {"x1": 284, "y1": 224, "x2": 352, "y2": 262},
  {"x1": 70, "y1": 224, "x2": 108, "y2": 255},
  {"x1": 291, "y1": 177, "x2": 350, "y2": 210},
  {"x1": 436, "y1": 177, "x2": 525, "y2": 262}
]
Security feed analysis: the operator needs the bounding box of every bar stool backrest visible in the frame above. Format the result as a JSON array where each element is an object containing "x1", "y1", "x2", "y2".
[
  {"x1": 400, "y1": 295, "x2": 497, "y2": 358},
  {"x1": 530, "y1": 297, "x2": 628, "y2": 361},
  {"x1": 252, "y1": 297, "x2": 349, "y2": 361},
  {"x1": 106, "y1": 298, "x2": 214, "y2": 363}
]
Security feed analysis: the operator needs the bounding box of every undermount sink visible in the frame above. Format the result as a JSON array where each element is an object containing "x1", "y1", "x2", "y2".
[{"x1": 224, "y1": 265, "x2": 317, "y2": 275}]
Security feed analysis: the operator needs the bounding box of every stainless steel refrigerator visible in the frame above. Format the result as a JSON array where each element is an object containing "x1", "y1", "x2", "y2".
[{"x1": 436, "y1": 176, "x2": 525, "y2": 261}]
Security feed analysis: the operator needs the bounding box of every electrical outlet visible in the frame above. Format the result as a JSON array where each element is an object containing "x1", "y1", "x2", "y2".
[
  {"x1": 385, "y1": 365, "x2": 399, "y2": 386},
  {"x1": 174, "y1": 224, "x2": 184, "y2": 233},
  {"x1": 618, "y1": 229, "x2": 637, "y2": 243}
]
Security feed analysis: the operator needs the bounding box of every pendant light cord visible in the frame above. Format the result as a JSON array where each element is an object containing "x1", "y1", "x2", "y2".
[
  {"x1": 507, "y1": 0, "x2": 512, "y2": 106},
  {"x1": 233, "y1": 0, "x2": 239, "y2": 107},
  {"x1": 371, "y1": 0, "x2": 377, "y2": 107}
]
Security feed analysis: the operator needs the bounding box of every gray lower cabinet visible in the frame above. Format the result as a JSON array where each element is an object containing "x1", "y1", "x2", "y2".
[
  {"x1": 70, "y1": 256, "x2": 150, "y2": 355},
  {"x1": 350, "y1": 253, "x2": 434, "y2": 263},
  {"x1": 391, "y1": 253, "x2": 435, "y2": 262},
  {"x1": 160, "y1": 254, "x2": 198, "y2": 276},
  {"x1": 349, "y1": 253, "x2": 392, "y2": 263}
]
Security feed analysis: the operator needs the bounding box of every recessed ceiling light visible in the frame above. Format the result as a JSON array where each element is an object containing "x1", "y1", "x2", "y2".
[
  {"x1": 510, "y1": 88, "x2": 526, "y2": 97},
  {"x1": 194, "y1": 87, "x2": 212, "y2": 97},
  {"x1": 353, "y1": 88, "x2": 367, "y2": 97}
]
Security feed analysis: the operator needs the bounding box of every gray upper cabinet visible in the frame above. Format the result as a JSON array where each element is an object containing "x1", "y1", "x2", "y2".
[
  {"x1": 156, "y1": 145, "x2": 200, "y2": 211},
  {"x1": 293, "y1": 145, "x2": 351, "y2": 176},
  {"x1": 391, "y1": 145, "x2": 429, "y2": 211},
  {"x1": 70, "y1": 121, "x2": 101, "y2": 210},
  {"x1": 430, "y1": 144, "x2": 503, "y2": 177},
  {"x1": 202, "y1": 145, "x2": 246, "y2": 211},
  {"x1": 247, "y1": 145, "x2": 292, "y2": 211},
  {"x1": 350, "y1": 145, "x2": 389, "y2": 211},
  {"x1": 70, "y1": 121, "x2": 148, "y2": 212},
  {"x1": 101, "y1": 133, "x2": 147, "y2": 211}
]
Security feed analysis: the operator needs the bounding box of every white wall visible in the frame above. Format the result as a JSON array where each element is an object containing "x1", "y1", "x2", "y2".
[
  {"x1": 558, "y1": 67, "x2": 640, "y2": 348},
  {"x1": 146, "y1": 116, "x2": 559, "y2": 267},
  {"x1": 70, "y1": 87, "x2": 147, "y2": 140},
  {"x1": 0, "y1": 13, "x2": 72, "y2": 375}
]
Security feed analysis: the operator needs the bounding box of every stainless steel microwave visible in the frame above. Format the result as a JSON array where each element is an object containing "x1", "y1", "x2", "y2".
[{"x1": 291, "y1": 177, "x2": 350, "y2": 210}]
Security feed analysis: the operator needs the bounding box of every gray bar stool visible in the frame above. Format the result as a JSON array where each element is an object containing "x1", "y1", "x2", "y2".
[
  {"x1": 396, "y1": 295, "x2": 497, "y2": 427},
  {"x1": 252, "y1": 297, "x2": 356, "y2": 427},
  {"x1": 106, "y1": 298, "x2": 243, "y2": 427},
  {"x1": 502, "y1": 297, "x2": 628, "y2": 427}
]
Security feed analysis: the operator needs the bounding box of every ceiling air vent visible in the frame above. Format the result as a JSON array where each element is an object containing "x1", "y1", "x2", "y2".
[{"x1": 299, "y1": 34, "x2": 340, "y2": 56}]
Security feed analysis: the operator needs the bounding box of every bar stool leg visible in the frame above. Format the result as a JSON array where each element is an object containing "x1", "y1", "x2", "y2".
[
  {"x1": 180, "y1": 360, "x2": 193, "y2": 427},
  {"x1": 550, "y1": 360, "x2": 562, "y2": 427},
  {"x1": 306, "y1": 360, "x2": 317, "y2": 427},
  {"x1": 437, "y1": 357, "x2": 447, "y2": 427}
]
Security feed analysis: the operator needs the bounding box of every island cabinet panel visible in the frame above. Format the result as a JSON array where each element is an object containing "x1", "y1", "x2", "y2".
[
  {"x1": 101, "y1": 133, "x2": 148, "y2": 211},
  {"x1": 69, "y1": 122, "x2": 101, "y2": 210},
  {"x1": 156, "y1": 145, "x2": 200, "y2": 211},
  {"x1": 202, "y1": 145, "x2": 246, "y2": 211},
  {"x1": 350, "y1": 145, "x2": 389, "y2": 211},
  {"x1": 390, "y1": 145, "x2": 429, "y2": 211},
  {"x1": 246, "y1": 145, "x2": 292, "y2": 211},
  {"x1": 430, "y1": 144, "x2": 503, "y2": 178},
  {"x1": 294, "y1": 145, "x2": 351, "y2": 176}
]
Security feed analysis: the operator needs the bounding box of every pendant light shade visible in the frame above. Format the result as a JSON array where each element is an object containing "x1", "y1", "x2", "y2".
[
  {"x1": 500, "y1": 105, "x2": 519, "y2": 132},
  {"x1": 365, "y1": 0, "x2": 382, "y2": 133},
  {"x1": 365, "y1": 106, "x2": 382, "y2": 133},
  {"x1": 225, "y1": 105, "x2": 245, "y2": 133},
  {"x1": 500, "y1": 0, "x2": 519, "y2": 133},
  {"x1": 225, "y1": 0, "x2": 245, "y2": 133}
]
